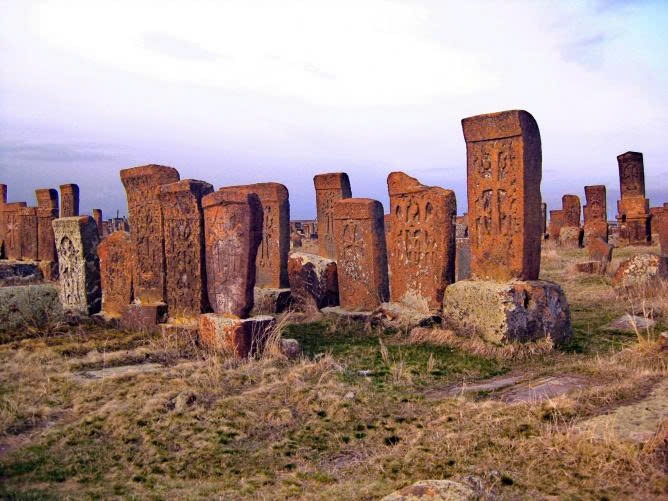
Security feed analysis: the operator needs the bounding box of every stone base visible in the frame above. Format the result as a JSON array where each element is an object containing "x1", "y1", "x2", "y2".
[
  {"x1": 251, "y1": 287, "x2": 292, "y2": 315},
  {"x1": 119, "y1": 303, "x2": 168, "y2": 333},
  {"x1": 287, "y1": 252, "x2": 339, "y2": 312},
  {"x1": 374, "y1": 302, "x2": 441, "y2": 329},
  {"x1": 0, "y1": 260, "x2": 44, "y2": 286},
  {"x1": 442, "y1": 280, "x2": 572, "y2": 345},
  {"x1": 559, "y1": 226, "x2": 583, "y2": 248},
  {"x1": 0, "y1": 284, "x2": 62, "y2": 332},
  {"x1": 199, "y1": 314, "x2": 276, "y2": 357}
]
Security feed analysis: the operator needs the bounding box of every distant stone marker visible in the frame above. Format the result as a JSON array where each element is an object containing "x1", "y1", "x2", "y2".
[
  {"x1": 314, "y1": 173, "x2": 352, "y2": 259},
  {"x1": 560, "y1": 194, "x2": 582, "y2": 248},
  {"x1": 659, "y1": 203, "x2": 668, "y2": 257},
  {"x1": 120, "y1": 164, "x2": 180, "y2": 304},
  {"x1": 158, "y1": 179, "x2": 213, "y2": 319},
  {"x1": 333, "y1": 198, "x2": 389, "y2": 311},
  {"x1": 616, "y1": 151, "x2": 650, "y2": 245},
  {"x1": 97, "y1": 230, "x2": 133, "y2": 317},
  {"x1": 583, "y1": 185, "x2": 608, "y2": 244},
  {"x1": 52, "y1": 216, "x2": 101, "y2": 314},
  {"x1": 462, "y1": 109, "x2": 542, "y2": 280},
  {"x1": 0, "y1": 184, "x2": 6, "y2": 205},
  {"x1": 35, "y1": 188, "x2": 59, "y2": 263},
  {"x1": 59, "y1": 184, "x2": 80, "y2": 218},
  {"x1": 17, "y1": 207, "x2": 38, "y2": 261},
  {"x1": 548, "y1": 210, "x2": 564, "y2": 242},
  {"x1": 92, "y1": 209, "x2": 103, "y2": 237},
  {"x1": 1, "y1": 202, "x2": 27, "y2": 260},
  {"x1": 386, "y1": 171, "x2": 456, "y2": 312},
  {"x1": 202, "y1": 190, "x2": 262, "y2": 318}
]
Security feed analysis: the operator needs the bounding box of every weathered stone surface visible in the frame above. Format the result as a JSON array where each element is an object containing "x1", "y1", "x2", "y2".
[
  {"x1": 583, "y1": 185, "x2": 607, "y2": 243},
  {"x1": 387, "y1": 172, "x2": 456, "y2": 312},
  {"x1": 658, "y1": 204, "x2": 668, "y2": 257},
  {"x1": 290, "y1": 232, "x2": 302, "y2": 248},
  {"x1": 0, "y1": 260, "x2": 43, "y2": 286},
  {"x1": 560, "y1": 194, "x2": 582, "y2": 248},
  {"x1": 92, "y1": 209, "x2": 103, "y2": 237},
  {"x1": 218, "y1": 183, "x2": 289, "y2": 289},
  {"x1": 314, "y1": 173, "x2": 352, "y2": 259},
  {"x1": 0, "y1": 184, "x2": 6, "y2": 205},
  {"x1": 616, "y1": 151, "x2": 650, "y2": 245},
  {"x1": 443, "y1": 279, "x2": 572, "y2": 344},
  {"x1": 52, "y1": 216, "x2": 101, "y2": 314},
  {"x1": 202, "y1": 190, "x2": 262, "y2": 318},
  {"x1": 375, "y1": 302, "x2": 441, "y2": 329},
  {"x1": 586, "y1": 236, "x2": 613, "y2": 274},
  {"x1": 548, "y1": 210, "x2": 564, "y2": 241},
  {"x1": 462, "y1": 109, "x2": 542, "y2": 281},
  {"x1": 120, "y1": 303, "x2": 167, "y2": 333},
  {"x1": 333, "y1": 198, "x2": 389, "y2": 311},
  {"x1": 541, "y1": 202, "x2": 547, "y2": 237},
  {"x1": 618, "y1": 151, "x2": 646, "y2": 197},
  {"x1": 455, "y1": 237, "x2": 471, "y2": 282},
  {"x1": 17, "y1": 207, "x2": 38, "y2": 260},
  {"x1": 1, "y1": 202, "x2": 27, "y2": 260},
  {"x1": 36, "y1": 198, "x2": 58, "y2": 262},
  {"x1": 280, "y1": 338, "x2": 302, "y2": 359},
  {"x1": 612, "y1": 253, "x2": 663, "y2": 288},
  {"x1": 287, "y1": 252, "x2": 339, "y2": 312},
  {"x1": 559, "y1": 225, "x2": 583, "y2": 249},
  {"x1": 199, "y1": 313, "x2": 275, "y2": 357},
  {"x1": 59, "y1": 183, "x2": 80, "y2": 217},
  {"x1": 251, "y1": 287, "x2": 292, "y2": 315},
  {"x1": 0, "y1": 284, "x2": 62, "y2": 332},
  {"x1": 604, "y1": 314, "x2": 656, "y2": 332},
  {"x1": 575, "y1": 261, "x2": 597, "y2": 274},
  {"x1": 120, "y1": 164, "x2": 180, "y2": 304},
  {"x1": 159, "y1": 179, "x2": 213, "y2": 319},
  {"x1": 35, "y1": 188, "x2": 58, "y2": 210},
  {"x1": 98, "y1": 231, "x2": 133, "y2": 317},
  {"x1": 381, "y1": 479, "x2": 478, "y2": 501}
]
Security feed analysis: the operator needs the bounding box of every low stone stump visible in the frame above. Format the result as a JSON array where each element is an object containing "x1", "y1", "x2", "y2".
[
  {"x1": 0, "y1": 284, "x2": 62, "y2": 332},
  {"x1": 0, "y1": 260, "x2": 44, "y2": 286},
  {"x1": 251, "y1": 287, "x2": 292, "y2": 315},
  {"x1": 559, "y1": 226, "x2": 583, "y2": 248},
  {"x1": 575, "y1": 261, "x2": 598, "y2": 274},
  {"x1": 587, "y1": 236, "x2": 613, "y2": 274},
  {"x1": 120, "y1": 303, "x2": 168, "y2": 333},
  {"x1": 442, "y1": 280, "x2": 572, "y2": 344},
  {"x1": 612, "y1": 253, "x2": 664, "y2": 288},
  {"x1": 199, "y1": 314, "x2": 276, "y2": 357},
  {"x1": 287, "y1": 252, "x2": 338, "y2": 312}
]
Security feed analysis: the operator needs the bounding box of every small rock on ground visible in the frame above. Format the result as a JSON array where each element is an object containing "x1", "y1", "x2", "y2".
[
  {"x1": 604, "y1": 314, "x2": 656, "y2": 332},
  {"x1": 381, "y1": 479, "x2": 478, "y2": 501}
]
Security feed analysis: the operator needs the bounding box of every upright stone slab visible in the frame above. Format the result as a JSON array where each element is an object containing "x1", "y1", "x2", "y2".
[
  {"x1": 616, "y1": 151, "x2": 650, "y2": 245},
  {"x1": 158, "y1": 179, "x2": 213, "y2": 319},
  {"x1": 0, "y1": 202, "x2": 27, "y2": 259},
  {"x1": 59, "y1": 184, "x2": 80, "y2": 218},
  {"x1": 0, "y1": 184, "x2": 6, "y2": 205},
  {"x1": 462, "y1": 109, "x2": 542, "y2": 280},
  {"x1": 218, "y1": 183, "x2": 290, "y2": 288},
  {"x1": 560, "y1": 194, "x2": 582, "y2": 248},
  {"x1": 314, "y1": 173, "x2": 352, "y2": 259},
  {"x1": 17, "y1": 207, "x2": 38, "y2": 261},
  {"x1": 97, "y1": 231, "x2": 133, "y2": 317},
  {"x1": 333, "y1": 198, "x2": 389, "y2": 311},
  {"x1": 120, "y1": 165, "x2": 180, "y2": 304},
  {"x1": 657, "y1": 204, "x2": 668, "y2": 259},
  {"x1": 202, "y1": 191, "x2": 262, "y2": 318},
  {"x1": 541, "y1": 202, "x2": 547, "y2": 239},
  {"x1": 287, "y1": 252, "x2": 339, "y2": 313},
  {"x1": 583, "y1": 185, "x2": 608, "y2": 243},
  {"x1": 386, "y1": 172, "x2": 456, "y2": 312},
  {"x1": 35, "y1": 188, "x2": 59, "y2": 262},
  {"x1": 548, "y1": 210, "x2": 564, "y2": 241},
  {"x1": 92, "y1": 209, "x2": 103, "y2": 237},
  {"x1": 52, "y1": 216, "x2": 101, "y2": 314}
]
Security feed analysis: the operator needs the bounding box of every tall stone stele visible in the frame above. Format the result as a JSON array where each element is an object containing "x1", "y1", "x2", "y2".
[
  {"x1": 97, "y1": 230, "x2": 134, "y2": 318},
  {"x1": 616, "y1": 151, "x2": 650, "y2": 245},
  {"x1": 444, "y1": 110, "x2": 571, "y2": 344},
  {"x1": 17, "y1": 207, "x2": 38, "y2": 261},
  {"x1": 333, "y1": 198, "x2": 389, "y2": 311},
  {"x1": 314, "y1": 173, "x2": 352, "y2": 259},
  {"x1": 559, "y1": 194, "x2": 582, "y2": 248},
  {"x1": 59, "y1": 183, "x2": 80, "y2": 218},
  {"x1": 35, "y1": 188, "x2": 59, "y2": 262},
  {"x1": 52, "y1": 216, "x2": 101, "y2": 315},
  {"x1": 386, "y1": 172, "x2": 456, "y2": 312},
  {"x1": 548, "y1": 210, "x2": 564, "y2": 241},
  {"x1": 158, "y1": 179, "x2": 213, "y2": 320},
  {"x1": 583, "y1": 185, "x2": 608, "y2": 244}
]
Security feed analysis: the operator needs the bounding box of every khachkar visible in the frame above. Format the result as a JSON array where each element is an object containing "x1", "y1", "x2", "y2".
[
  {"x1": 17, "y1": 207, "x2": 38, "y2": 261},
  {"x1": 333, "y1": 198, "x2": 389, "y2": 311},
  {"x1": 218, "y1": 183, "x2": 291, "y2": 314},
  {"x1": 583, "y1": 185, "x2": 608, "y2": 244},
  {"x1": 616, "y1": 151, "x2": 650, "y2": 245},
  {"x1": 386, "y1": 172, "x2": 456, "y2": 312},
  {"x1": 158, "y1": 179, "x2": 213, "y2": 320},
  {"x1": 52, "y1": 216, "x2": 101, "y2": 315},
  {"x1": 548, "y1": 210, "x2": 563, "y2": 241},
  {"x1": 35, "y1": 188, "x2": 59, "y2": 263},
  {"x1": 59, "y1": 184, "x2": 80, "y2": 218},
  {"x1": 659, "y1": 203, "x2": 668, "y2": 260},
  {"x1": 0, "y1": 184, "x2": 27, "y2": 260},
  {"x1": 444, "y1": 110, "x2": 571, "y2": 344},
  {"x1": 200, "y1": 190, "x2": 274, "y2": 357},
  {"x1": 559, "y1": 194, "x2": 582, "y2": 248},
  {"x1": 97, "y1": 231, "x2": 133, "y2": 318},
  {"x1": 314, "y1": 173, "x2": 352, "y2": 259}
]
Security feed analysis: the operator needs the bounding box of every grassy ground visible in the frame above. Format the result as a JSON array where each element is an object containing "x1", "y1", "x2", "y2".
[{"x1": 0, "y1": 245, "x2": 666, "y2": 499}]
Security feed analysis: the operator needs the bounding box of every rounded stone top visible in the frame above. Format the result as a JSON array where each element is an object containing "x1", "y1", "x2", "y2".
[
  {"x1": 120, "y1": 165, "x2": 181, "y2": 182},
  {"x1": 616, "y1": 151, "x2": 643, "y2": 161},
  {"x1": 59, "y1": 183, "x2": 80, "y2": 193},
  {"x1": 461, "y1": 109, "x2": 539, "y2": 142},
  {"x1": 333, "y1": 197, "x2": 383, "y2": 219}
]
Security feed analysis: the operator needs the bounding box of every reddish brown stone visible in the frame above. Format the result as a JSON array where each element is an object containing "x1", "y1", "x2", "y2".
[
  {"x1": 576, "y1": 261, "x2": 597, "y2": 274},
  {"x1": 562, "y1": 194, "x2": 581, "y2": 227},
  {"x1": 541, "y1": 202, "x2": 547, "y2": 237},
  {"x1": 314, "y1": 173, "x2": 352, "y2": 259},
  {"x1": 0, "y1": 202, "x2": 26, "y2": 259},
  {"x1": 34, "y1": 189, "x2": 59, "y2": 262},
  {"x1": 658, "y1": 204, "x2": 668, "y2": 257},
  {"x1": 158, "y1": 179, "x2": 213, "y2": 319},
  {"x1": 333, "y1": 198, "x2": 389, "y2": 311},
  {"x1": 92, "y1": 209, "x2": 103, "y2": 237},
  {"x1": 287, "y1": 252, "x2": 339, "y2": 312},
  {"x1": 17, "y1": 207, "x2": 38, "y2": 261},
  {"x1": 120, "y1": 303, "x2": 167, "y2": 333},
  {"x1": 386, "y1": 172, "x2": 456, "y2": 312},
  {"x1": 548, "y1": 210, "x2": 564, "y2": 241},
  {"x1": 202, "y1": 190, "x2": 262, "y2": 318},
  {"x1": 583, "y1": 185, "x2": 608, "y2": 244},
  {"x1": 218, "y1": 183, "x2": 290, "y2": 288},
  {"x1": 59, "y1": 184, "x2": 80, "y2": 218},
  {"x1": 199, "y1": 313, "x2": 275, "y2": 357},
  {"x1": 35, "y1": 188, "x2": 59, "y2": 210},
  {"x1": 462, "y1": 110, "x2": 542, "y2": 281},
  {"x1": 616, "y1": 151, "x2": 650, "y2": 245},
  {"x1": 98, "y1": 231, "x2": 134, "y2": 317},
  {"x1": 586, "y1": 236, "x2": 614, "y2": 274},
  {"x1": 0, "y1": 184, "x2": 6, "y2": 205},
  {"x1": 618, "y1": 151, "x2": 645, "y2": 197},
  {"x1": 120, "y1": 165, "x2": 180, "y2": 304}
]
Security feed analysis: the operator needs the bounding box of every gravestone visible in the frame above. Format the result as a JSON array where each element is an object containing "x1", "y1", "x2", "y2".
[
  {"x1": 560, "y1": 194, "x2": 582, "y2": 248},
  {"x1": 548, "y1": 210, "x2": 564, "y2": 241},
  {"x1": 52, "y1": 216, "x2": 101, "y2": 314},
  {"x1": 0, "y1": 184, "x2": 6, "y2": 205},
  {"x1": 287, "y1": 252, "x2": 339, "y2": 313},
  {"x1": 158, "y1": 179, "x2": 213, "y2": 319},
  {"x1": 660, "y1": 204, "x2": 668, "y2": 257},
  {"x1": 202, "y1": 190, "x2": 262, "y2": 318},
  {"x1": 35, "y1": 188, "x2": 59, "y2": 262},
  {"x1": 17, "y1": 207, "x2": 38, "y2": 261},
  {"x1": 59, "y1": 184, "x2": 80, "y2": 218},
  {"x1": 1, "y1": 202, "x2": 27, "y2": 260},
  {"x1": 386, "y1": 172, "x2": 456, "y2": 312},
  {"x1": 333, "y1": 198, "x2": 389, "y2": 311},
  {"x1": 583, "y1": 185, "x2": 608, "y2": 244},
  {"x1": 120, "y1": 165, "x2": 180, "y2": 304},
  {"x1": 616, "y1": 151, "x2": 650, "y2": 245},
  {"x1": 314, "y1": 173, "x2": 352, "y2": 259},
  {"x1": 97, "y1": 231, "x2": 133, "y2": 317},
  {"x1": 92, "y1": 209, "x2": 103, "y2": 237}
]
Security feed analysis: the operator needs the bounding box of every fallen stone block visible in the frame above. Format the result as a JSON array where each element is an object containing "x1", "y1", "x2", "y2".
[
  {"x1": 120, "y1": 303, "x2": 168, "y2": 333},
  {"x1": 199, "y1": 313, "x2": 276, "y2": 357}
]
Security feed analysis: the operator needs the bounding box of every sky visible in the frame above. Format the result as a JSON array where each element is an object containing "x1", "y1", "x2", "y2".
[{"x1": 0, "y1": 0, "x2": 667, "y2": 220}]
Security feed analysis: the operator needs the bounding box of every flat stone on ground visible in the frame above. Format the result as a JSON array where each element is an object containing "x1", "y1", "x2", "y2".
[
  {"x1": 381, "y1": 479, "x2": 478, "y2": 501},
  {"x1": 74, "y1": 363, "x2": 164, "y2": 381},
  {"x1": 603, "y1": 314, "x2": 656, "y2": 332}
]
